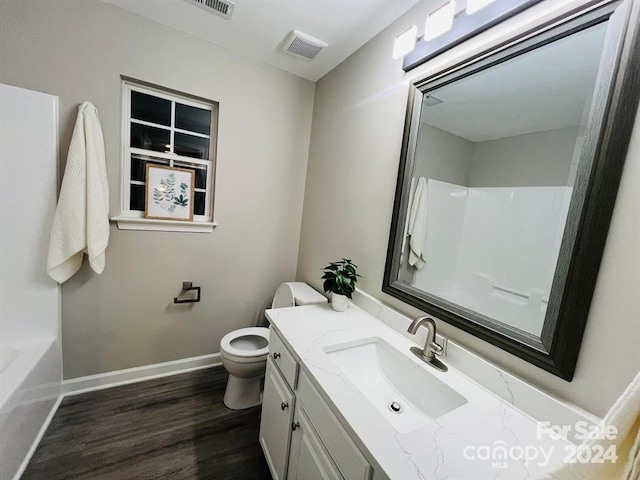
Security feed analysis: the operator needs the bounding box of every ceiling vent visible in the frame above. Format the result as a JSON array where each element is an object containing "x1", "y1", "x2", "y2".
[
  {"x1": 185, "y1": 0, "x2": 236, "y2": 20},
  {"x1": 424, "y1": 95, "x2": 444, "y2": 107},
  {"x1": 282, "y1": 30, "x2": 328, "y2": 61}
]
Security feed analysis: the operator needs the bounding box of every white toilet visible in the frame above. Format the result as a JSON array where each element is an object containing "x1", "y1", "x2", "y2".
[{"x1": 220, "y1": 282, "x2": 327, "y2": 409}]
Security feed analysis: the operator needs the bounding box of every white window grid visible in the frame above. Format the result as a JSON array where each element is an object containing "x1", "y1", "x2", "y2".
[{"x1": 121, "y1": 80, "x2": 217, "y2": 223}]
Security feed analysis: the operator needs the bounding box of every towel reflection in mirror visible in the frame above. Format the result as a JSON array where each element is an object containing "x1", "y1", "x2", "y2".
[{"x1": 406, "y1": 176, "x2": 429, "y2": 269}]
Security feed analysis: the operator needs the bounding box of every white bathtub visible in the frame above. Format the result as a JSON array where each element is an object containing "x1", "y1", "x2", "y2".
[{"x1": 0, "y1": 338, "x2": 61, "y2": 480}]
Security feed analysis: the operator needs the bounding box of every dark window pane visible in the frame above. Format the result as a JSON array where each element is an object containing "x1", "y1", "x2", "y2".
[
  {"x1": 174, "y1": 132, "x2": 209, "y2": 159},
  {"x1": 131, "y1": 91, "x2": 171, "y2": 126},
  {"x1": 174, "y1": 162, "x2": 207, "y2": 189},
  {"x1": 194, "y1": 191, "x2": 206, "y2": 216},
  {"x1": 195, "y1": 167, "x2": 207, "y2": 189},
  {"x1": 175, "y1": 103, "x2": 211, "y2": 135},
  {"x1": 131, "y1": 123, "x2": 170, "y2": 152},
  {"x1": 130, "y1": 184, "x2": 145, "y2": 211},
  {"x1": 131, "y1": 155, "x2": 170, "y2": 182}
]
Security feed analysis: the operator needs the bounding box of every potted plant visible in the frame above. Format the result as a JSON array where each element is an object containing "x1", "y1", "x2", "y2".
[{"x1": 322, "y1": 259, "x2": 361, "y2": 312}]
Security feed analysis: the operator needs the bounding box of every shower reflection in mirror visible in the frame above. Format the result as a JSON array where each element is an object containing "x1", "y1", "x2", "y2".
[{"x1": 397, "y1": 22, "x2": 607, "y2": 337}]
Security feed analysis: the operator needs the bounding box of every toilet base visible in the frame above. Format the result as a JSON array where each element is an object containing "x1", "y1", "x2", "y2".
[{"x1": 223, "y1": 374, "x2": 263, "y2": 410}]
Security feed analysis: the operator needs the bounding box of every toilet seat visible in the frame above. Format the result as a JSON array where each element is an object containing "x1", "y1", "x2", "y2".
[
  {"x1": 219, "y1": 283, "x2": 325, "y2": 409},
  {"x1": 220, "y1": 327, "x2": 270, "y2": 364}
]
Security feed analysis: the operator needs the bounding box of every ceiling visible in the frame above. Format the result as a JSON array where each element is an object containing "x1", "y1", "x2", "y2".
[
  {"x1": 422, "y1": 21, "x2": 608, "y2": 142},
  {"x1": 101, "y1": 0, "x2": 423, "y2": 81}
]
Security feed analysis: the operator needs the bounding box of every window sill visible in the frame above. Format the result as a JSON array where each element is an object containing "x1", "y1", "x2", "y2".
[{"x1": 111, "y1": 216, "x2": 217, "y2": 233}]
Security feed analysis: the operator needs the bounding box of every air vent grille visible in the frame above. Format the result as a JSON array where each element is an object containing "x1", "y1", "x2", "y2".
[
  {"x1": 287, "y1": 37, "x2": 323, "y2": 60},
  {"x1": 282, "y1": 30, "x2": 328, "y2": 61},
  {"x1": 424, "y1": 95, "x2": 444, "y2": 107},
  {"x1": 185, "y1": 0, "x2": 235, "y2": 19}
]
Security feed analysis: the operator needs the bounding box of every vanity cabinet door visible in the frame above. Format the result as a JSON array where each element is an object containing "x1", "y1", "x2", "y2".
[
  {"x1": 259, "y1": 358, "x2": 295, "y2": 480},
  {"x1": 288, "y1": 405, "x2": 343, "y2": 480}
]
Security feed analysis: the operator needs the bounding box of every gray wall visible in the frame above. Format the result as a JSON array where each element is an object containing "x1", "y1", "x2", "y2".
[
  {"x1": 414, "y1": 124, "x2": 473, "y2": 184},
  {"x1": 297, "y1": 0, "x2": 640, "y2": 417},
  {"x1": 413, "y1": 125, "x2": 577, "y2": 188},
  {"x1": 469, "y1": 126, "x2": 578, "y2": 187},
  {"x1": 0, "y1": 0, "x2": 315, "y2": 378}
]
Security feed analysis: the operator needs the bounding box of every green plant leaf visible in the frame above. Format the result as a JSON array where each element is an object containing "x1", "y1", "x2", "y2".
[
  {"x1": 323, "y1": 278, "x2": 337, "y2": 294},
  {"x1": 322, "y1": 258, "x2": 361, "y2": 295},
  {"x1": 172, "y1": 194, "x2": 189, "y2": 207}
]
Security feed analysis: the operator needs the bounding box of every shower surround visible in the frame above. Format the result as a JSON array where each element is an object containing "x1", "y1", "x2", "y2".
[
  {"x1": 0, "y1": 83, "x2": 62, "y2": 480},
  {"x1": 412, "y1": 179, "x2": 572, "y2": 336}
]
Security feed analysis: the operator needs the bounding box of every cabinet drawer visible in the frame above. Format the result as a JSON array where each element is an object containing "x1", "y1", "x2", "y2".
[
  {"x1": 269, "y1": 328, "x2": 298, "y2": 389},
  {"x1": 297, "y1": 370, "x2": 372, "y2": 480}
]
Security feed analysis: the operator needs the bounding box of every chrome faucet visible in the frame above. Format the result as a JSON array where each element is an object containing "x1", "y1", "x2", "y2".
[{"x1": 407, "y1": 316, "x2": 448, "y2": 372}]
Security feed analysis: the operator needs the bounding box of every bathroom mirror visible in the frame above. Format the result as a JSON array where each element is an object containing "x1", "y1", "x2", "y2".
[{"x1": 383, "y1": 0, "x2": 640, "y2": 380}]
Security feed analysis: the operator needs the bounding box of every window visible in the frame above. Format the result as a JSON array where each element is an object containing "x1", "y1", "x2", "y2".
[{"x1": 114, "y1": 79, "x2": 218, "y2": 232}]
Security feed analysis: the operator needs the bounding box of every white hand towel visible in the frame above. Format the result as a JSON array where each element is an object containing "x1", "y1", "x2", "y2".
[
  {"x1": 400, "y1": 177, "x2": 417, "y2": 264},
  {"x1": 546, "y1": 371, "x2": 640, "y2": 480},
  {"x1": 408, "y1": 177, "x2": 428, "y2": 269},
  {"x1": 47, "y1": 102, "x2": 109, "y2": 283}
]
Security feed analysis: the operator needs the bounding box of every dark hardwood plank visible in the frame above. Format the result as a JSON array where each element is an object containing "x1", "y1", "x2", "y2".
[{"x1": 22, "y1": 367, "x2": 272, "y2": 480}]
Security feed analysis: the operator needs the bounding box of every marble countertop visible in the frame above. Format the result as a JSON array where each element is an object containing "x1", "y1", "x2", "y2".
[{"x1": 266, "y1": 302, "x2": 570, "y2": 480}]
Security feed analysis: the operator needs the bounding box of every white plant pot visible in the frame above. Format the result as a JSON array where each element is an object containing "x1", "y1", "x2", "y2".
[{"x1": 331, "y1": 293, "x2": 349, "y2": 312}]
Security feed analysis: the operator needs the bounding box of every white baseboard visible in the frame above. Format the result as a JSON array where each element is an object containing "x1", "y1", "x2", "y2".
[
  {"x1": 62, "y1": 352, "x2": 222, "y2": 397},
  {"x1": 12, "y1": 395, "x2": 63, "y2": 480}
]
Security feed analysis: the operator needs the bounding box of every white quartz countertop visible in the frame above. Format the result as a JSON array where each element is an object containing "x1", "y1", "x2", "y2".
[{"x1": 266, "y1": 302, "x2": 571, "y2": 480}]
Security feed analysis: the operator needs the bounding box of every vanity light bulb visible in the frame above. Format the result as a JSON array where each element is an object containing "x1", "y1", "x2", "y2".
[
  {"x1": 466, "y1": 0, "x2": 495, "y2": 15},
  {"x1": 424, "y1": 1, "x2": 456, "y2": 41},
  {"x1": 393, "y1": 25, "x2": 418, "y2": 59}
]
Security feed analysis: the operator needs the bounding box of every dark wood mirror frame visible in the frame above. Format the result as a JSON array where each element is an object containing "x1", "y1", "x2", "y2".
[{"x1": 383, "y1": 0, "x2": 640, "y2": 381}]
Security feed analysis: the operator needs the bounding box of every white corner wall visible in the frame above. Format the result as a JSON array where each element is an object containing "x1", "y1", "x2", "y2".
[
  {"x1": 0, "y1": 83, "x2": 62, "y2": 480},
  {"x1": 0, "y1": 84, "x2": 60, "y2": 344}
]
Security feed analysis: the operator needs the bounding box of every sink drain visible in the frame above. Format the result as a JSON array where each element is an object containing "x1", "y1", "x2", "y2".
[{"x1": 388, "y1": 401, "x2": 402, "y2": 413}]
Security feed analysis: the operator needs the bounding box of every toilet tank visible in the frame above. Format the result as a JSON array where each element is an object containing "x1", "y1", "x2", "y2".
[{"x1": 272, "y1": 282, "x2": 327, "y2": 308}]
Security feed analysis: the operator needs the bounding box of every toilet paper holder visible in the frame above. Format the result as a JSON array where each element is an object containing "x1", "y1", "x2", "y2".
[{"x1": 174, "y1": 282, "x2": 201, "y2": 304}]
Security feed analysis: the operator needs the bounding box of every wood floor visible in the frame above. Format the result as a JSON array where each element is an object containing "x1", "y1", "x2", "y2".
[{"x1": 23, "y1": 367, "x2": 272, "y2": 480}]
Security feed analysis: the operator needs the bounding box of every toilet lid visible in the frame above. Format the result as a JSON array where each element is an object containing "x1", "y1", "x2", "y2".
[
  {"x1": 272, "y1": 282, "x2": 327, "y2": 308},
  {"x1": 220, "y1": 327, "x2": 270, "y2": 358}
]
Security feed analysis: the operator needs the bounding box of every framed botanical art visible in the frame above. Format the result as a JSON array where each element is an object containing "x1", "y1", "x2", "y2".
[{"x1": 144, "y1": 165, "x2": 194, "y2": 221}]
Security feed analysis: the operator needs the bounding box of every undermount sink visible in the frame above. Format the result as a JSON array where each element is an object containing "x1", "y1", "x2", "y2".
[{"x1": 323, "y1": 337, "x2": 467, "y2": 433}]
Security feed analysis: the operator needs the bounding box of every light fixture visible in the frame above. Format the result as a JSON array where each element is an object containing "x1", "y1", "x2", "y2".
[
  {"x1": 424, "y1": 1, "x2": 456, "y2": 41},
  {"x1": 393, "y1": 25, "x2": 418, "y2": 59},
  {"x1": 466, "y1": 0, "x2": 496, "y2": 15}
]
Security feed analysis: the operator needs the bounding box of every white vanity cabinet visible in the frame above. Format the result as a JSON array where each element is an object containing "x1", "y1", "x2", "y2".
[
  {"x1": 288, "y1": 405, "x2": 343, "y2": 480},
  {"x1": 259, "y1": 328, "x2": 374, "y2": 480},
  {"x1": 259, "y1": 357, "x2": 295, "y2": 480}
]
